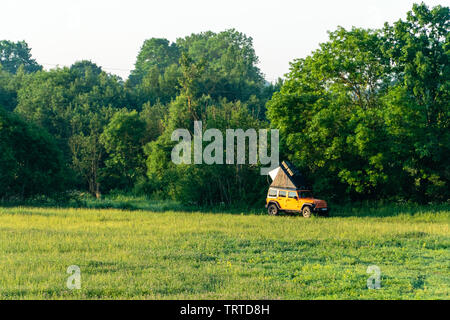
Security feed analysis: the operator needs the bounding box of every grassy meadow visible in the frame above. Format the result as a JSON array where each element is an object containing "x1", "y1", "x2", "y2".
[{"x1": 0, "y1": 202, "x2": 449, "y2": 299}]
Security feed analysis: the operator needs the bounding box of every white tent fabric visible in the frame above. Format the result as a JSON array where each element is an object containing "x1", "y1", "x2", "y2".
[{"x1": 268, "y1": 167, "x2": 280, "y2": 181}]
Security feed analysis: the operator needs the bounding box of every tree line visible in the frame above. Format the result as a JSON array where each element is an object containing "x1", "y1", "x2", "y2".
[{"x1": 0, "y1": 3, "x2": 448, "y2": 205}]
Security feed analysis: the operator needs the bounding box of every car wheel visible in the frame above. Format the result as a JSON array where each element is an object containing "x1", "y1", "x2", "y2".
[
  {"x1": 268, "y1": 204, "x2": 279, "y2": 216},
  {"x1": 302, "y1": 206, "x2": 312, "y2": 218}
]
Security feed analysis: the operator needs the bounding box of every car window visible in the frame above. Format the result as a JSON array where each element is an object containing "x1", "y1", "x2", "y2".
[
  {"x1": 288, "y1": 191, "x2": 298, "y2": 199},
  {"x1": 268, "y1": 188, "x2": 277, "y2": 198},
  {"x1": 279, "y1": 190, "x2": 287, "y2": 197}
]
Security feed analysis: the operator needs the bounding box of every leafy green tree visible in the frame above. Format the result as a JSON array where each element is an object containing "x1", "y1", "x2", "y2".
[
  {"x1": 0, "y1": 40, "x2": 42, "y2": 74},
  {"x1": 267, "y1": 3, "x2": 449, "y2": 202},
  {"x1": 0, "y1": 65, "x2": 17, "y2": 111},
  {"x1": 0, "y1": 108, "x2": 64, "y2": 198},
  {"x1": 140, "y1": 101, "x2": 167, "y2": 141},
  {"x1": 267, "y1": 27, "x2": 392, "y2": 200},
  {"x1": 126, "y1": 38, "x2": 181, "y2": 107},
  {"x1": 15, "y1": 61, "x2": 126, "y2": 194},
  {"x1": 382, "y1": 3, "x2": 449, "y2": 201},
  {"x1": 177, "y1": 29, "x2": 265, "y2": 103},
  {"x1": 15, "y1": 68, "x2": 75, "y2": 156},
  {"x1": 144, "y1": 94, "x2": 267, "y2": 205},
  {"x1": 178, "y1": 52, "x2": 207, "y2": 121},
  {"x1": 128, "y1": 30, "x2": 268, "y2": 111},
  {"x1": 15, "y1": 61, "x2": 125, "y2": 148},
  {"x1": 69, "y1": 107, "x2": 115, "y2": 198},
  {"x1": 128, "y1": 38, "x2": 180, "y2": 87},
  {"x1": 100, "y1": 109, "x2": 147, "y2": 190},
  {"x1": 384, "y1": 3, "x2": 449, "y2": 127}
]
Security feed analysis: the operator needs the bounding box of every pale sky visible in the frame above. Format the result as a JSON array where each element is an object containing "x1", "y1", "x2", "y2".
[{"x1": 1, "y1": 0, "x2": 447, "y2": 81}]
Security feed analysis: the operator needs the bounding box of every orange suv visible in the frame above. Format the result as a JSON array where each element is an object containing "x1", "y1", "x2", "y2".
[{"x1": 266, "y1": 187, "x2": 329, "y2": 217}]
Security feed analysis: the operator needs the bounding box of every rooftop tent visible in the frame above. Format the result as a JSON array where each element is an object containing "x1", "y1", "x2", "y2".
[
  {"x1": 269, "y1": 161, "x2": 307, "y2": 190},
  {"x1": 268, "y1": 167, "x2": 280, "y2": 181}
]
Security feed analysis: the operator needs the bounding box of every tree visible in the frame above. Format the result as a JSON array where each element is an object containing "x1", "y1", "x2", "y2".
[
  {"x1": 126, "y1": 38, "x2": 181, "y2": 107},
  {"x1": 15, "y1": 61, "x2": 126, "y2": 195},
  {"x1": 128, "y1": 38, "x2": 180, "y2": 87},
  {"x1": 177, "y1": 29, "x2": 265, "y2": 103},
  {"x1": 100, "y1": 109, "x2": 147, "y2": 190},
  {"x1": 179, "y1": 52, "x2": 206, "y2": 120},
  {"x1": 140, "y1": 101, "x2": 167, "y2": 141},
  {"x1": 0, "y1": 108, "x2": 64, "y2": 199},
  {"x1": 382, "y1": 3, "x2": 449, "y2": 201},
  {"x1": 267, "y1": 27, "x2": 392, "y2": 200},
  {"x1": 0, "y1": 65, "x2": 17, "y2": 111},
  {"x1": 267, "y1": 3, "x2": 449, "y2": 202},
  {"x1": 69, "y1": 106, "x2": 115, "y2": 198},
  {"x1": 383, "y1": 3, "x2": 449, "y2": 128},
  {"x1": 0, "y1": 40, "x2": 42, "y2": 74},
  {"x1": 128, "y1": 30, "x2": 268, "y2": 110},
  {"x1": 144, "y1": 95, "x2": 267, "y2": 205}
]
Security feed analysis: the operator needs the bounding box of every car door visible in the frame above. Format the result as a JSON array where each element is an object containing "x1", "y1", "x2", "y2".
[
  {"x1": 286, "y1": 191, "x2": 299, "y2": 211},
  {"x1": 277, "y1": 190, "x2": 287, "y2": 209}
]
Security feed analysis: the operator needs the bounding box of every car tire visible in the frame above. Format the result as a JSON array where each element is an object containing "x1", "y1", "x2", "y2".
[
  {"x1": 302, "y1": 206, "x2": 312, "y2": 218},
  {"x1": 268, "y1": 204, "x2": 279, "y2": 216}
]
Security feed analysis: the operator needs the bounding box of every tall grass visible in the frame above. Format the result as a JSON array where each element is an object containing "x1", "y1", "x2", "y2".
[{"x1": 0, "y1": 203, "x2": 448, "y2": 299}]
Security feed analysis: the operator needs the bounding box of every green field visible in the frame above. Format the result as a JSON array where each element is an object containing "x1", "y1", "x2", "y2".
[{"x1": 0, "y1": 204, "x2": 449, "y2": 299}]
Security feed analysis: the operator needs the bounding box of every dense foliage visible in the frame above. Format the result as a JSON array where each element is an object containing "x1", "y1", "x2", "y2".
[
  {"x1": 0, "y1": 40, "x2": 42, "y2": 74},
  {"x1": 267, "y1": 3, "x2": 449, "y2": 203},
  {"x1": 0, "y1": 3, "x2": 448, "y2": 205},
  {"x1": 0, "y1": 108, "x2": 64, "y2": 198}
]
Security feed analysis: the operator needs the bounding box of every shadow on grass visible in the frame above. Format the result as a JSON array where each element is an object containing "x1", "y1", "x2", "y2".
[
  {"x1": 0, "y1": 195, "x2": 267, "y2": 215},
  {"x1": 1, "y1": 195, "x2": 448, "y2": 218}
]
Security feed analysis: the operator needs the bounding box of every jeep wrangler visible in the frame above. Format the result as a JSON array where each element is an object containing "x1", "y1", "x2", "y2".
[{"x1": 265, "y1": 187, "x2": 329, "y2": 217}]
